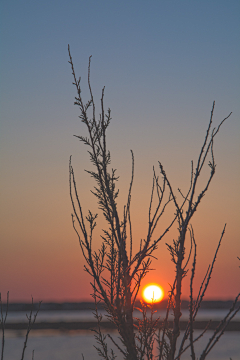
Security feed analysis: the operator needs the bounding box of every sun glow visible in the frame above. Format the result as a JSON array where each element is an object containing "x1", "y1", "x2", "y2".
[{"x1": 142, "y1": 284, "x2": 164, "y2": 303}]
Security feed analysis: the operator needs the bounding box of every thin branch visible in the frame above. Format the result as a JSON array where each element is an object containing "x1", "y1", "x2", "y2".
[
  {"x1": 21, "y1": 298, "x2": 41, "y2": 360},
  {"x1": 189, "y1": 227, "x2": 196, "y2": 360},
  {"x1": 0, "y1": 292, "x2": 9, "y2": 360}
]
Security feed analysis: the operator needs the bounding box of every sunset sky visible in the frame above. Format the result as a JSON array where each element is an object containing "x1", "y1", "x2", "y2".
[{"x1": 0, "y1": 0, "x2": 239, "y2": 303}]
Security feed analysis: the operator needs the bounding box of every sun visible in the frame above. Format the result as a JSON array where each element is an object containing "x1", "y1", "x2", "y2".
[{"x1": 142, "y1": 284, "x2": 164, "y2": 303}]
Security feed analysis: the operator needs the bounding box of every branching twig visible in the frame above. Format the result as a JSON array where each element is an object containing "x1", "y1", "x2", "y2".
[{"x1": 21, "y1": 298, "x2": 42, "y2": 360}]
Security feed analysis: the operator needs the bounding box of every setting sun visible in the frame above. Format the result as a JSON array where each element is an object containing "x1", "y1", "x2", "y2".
[{"x1": 142, "y1": 284, "x2": 164, "y2": 303}]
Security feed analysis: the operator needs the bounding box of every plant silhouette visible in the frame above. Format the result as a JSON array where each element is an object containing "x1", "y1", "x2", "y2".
[{"x1": 68, "y1": 46, "x2": 240, "y2": 360}]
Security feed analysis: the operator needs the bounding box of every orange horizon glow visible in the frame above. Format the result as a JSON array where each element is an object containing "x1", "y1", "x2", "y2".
[{"x1": 142, "y1": 283, "x2": 164, "y2": 303}]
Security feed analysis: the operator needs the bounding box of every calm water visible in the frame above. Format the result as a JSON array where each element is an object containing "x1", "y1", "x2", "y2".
[
  {"x1": 3, "y1": 330, "x2": 240, "y2": 360},
  {"x1": 3, "y1": 310, "x2": 240, "y2": 359}
]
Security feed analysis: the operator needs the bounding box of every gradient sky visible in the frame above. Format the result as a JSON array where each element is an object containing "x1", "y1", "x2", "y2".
[{"x1": 0, "y1": 0, "x2": 239, "y2": 303}]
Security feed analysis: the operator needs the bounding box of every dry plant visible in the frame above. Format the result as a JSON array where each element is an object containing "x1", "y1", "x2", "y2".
[
  {"x1": 0, "y1": 292, "x2": 41, "y2": 360},
  {"x1": 68, "y1": 46, "x2": 240, "y2": 360}
]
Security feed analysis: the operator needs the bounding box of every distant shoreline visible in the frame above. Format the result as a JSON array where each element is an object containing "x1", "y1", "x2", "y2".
[
  {"x1": 4, "y1": 320, "x2": 240, "y2": 332},
  {"x1": 2, "y1": 300, "x2": 239, "y2": 312},
  {"x1": 3, "y1": 300, "x2": 240, "y2": 332}
]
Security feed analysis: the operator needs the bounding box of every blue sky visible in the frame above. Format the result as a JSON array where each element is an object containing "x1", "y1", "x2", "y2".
[{"x1": 0, "y1": 0, "x2": 239, "y2": 301}]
